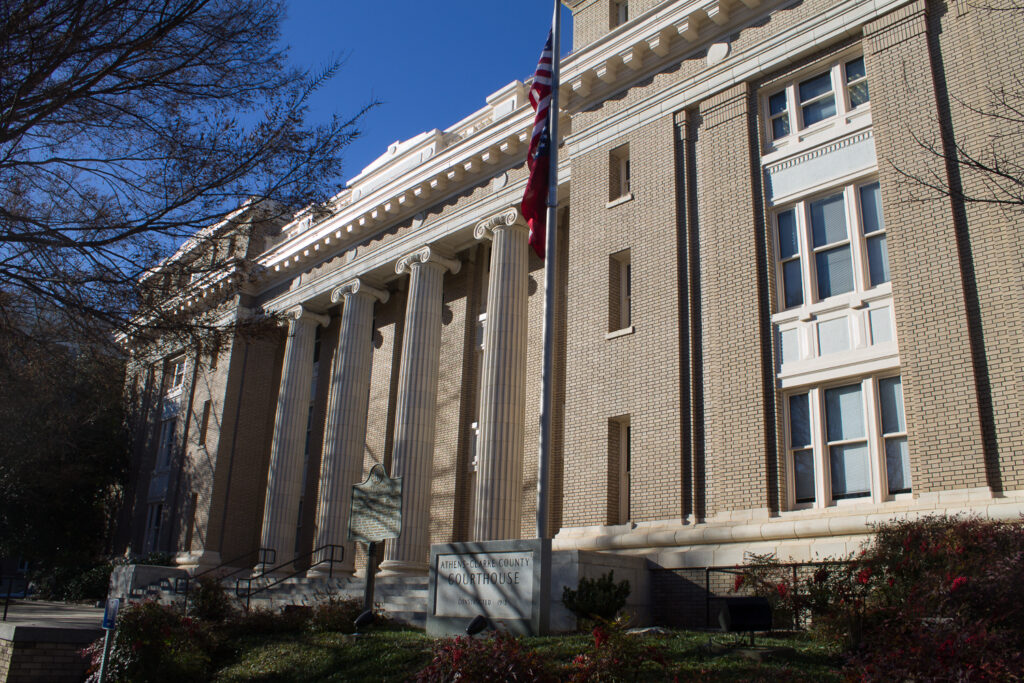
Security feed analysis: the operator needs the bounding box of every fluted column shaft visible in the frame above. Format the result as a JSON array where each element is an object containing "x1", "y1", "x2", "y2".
[
  {"x1": 260, "y1": 306, "x2": 329, "y2": 569},
  {"x1": 473, "y1": 209, "x2": 530, "y2": 541},
  {"x1": 310, "y1": 279, "x2": 389, "y2": 576},
  {"x1": 381, "y1": 247, "x2": 460, "y2": 575}
]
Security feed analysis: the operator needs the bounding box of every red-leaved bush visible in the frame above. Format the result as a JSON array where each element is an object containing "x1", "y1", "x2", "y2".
[
  {"x1": 413, "y1": 630, "x2": 555, "y2": 682},
  {"x1": 736, "y1": 515, "x2": 1024, "y2": 681}
]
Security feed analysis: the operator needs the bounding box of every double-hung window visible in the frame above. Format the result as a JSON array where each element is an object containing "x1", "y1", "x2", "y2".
[
  {"x1": 767, "y1": 55, "x2": 870, "y2": 144},
  {"x1": 773, "y1": 179, "x2": 889, "y2": 310},
  {"x1": 786, "y1": 374, "x2": 909, "y2": 507}
]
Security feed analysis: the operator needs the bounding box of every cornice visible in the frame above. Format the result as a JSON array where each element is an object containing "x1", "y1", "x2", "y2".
[{"x1": 565, "y1": 0, "x2": 913, "y2": 158}]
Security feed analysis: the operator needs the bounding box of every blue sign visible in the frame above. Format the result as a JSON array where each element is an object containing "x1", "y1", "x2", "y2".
[{"x1": 102, "y1": 598, "x2": 120, "y2": 630}]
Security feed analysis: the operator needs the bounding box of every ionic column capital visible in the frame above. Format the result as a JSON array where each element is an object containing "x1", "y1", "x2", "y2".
[
  {"x1": 473, "y1": 206, "x2": 529, "y2": 242},
  {"x1": 395, "y1": 245, "x2": 461, "y2": 276},
  {"x1": 283, "y1": 305, "x2": 330, "y2": 329},
  {"x1": 330, "y1": 278, "x2": 390, "y2": 305}
]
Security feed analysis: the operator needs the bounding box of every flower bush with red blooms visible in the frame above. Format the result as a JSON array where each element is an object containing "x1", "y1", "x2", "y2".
[
  {"x1": 413, "y1": 630, "x2": 555, "y2": 682},
  {"x1": 82, "y1": 600, "x2": 212, "y2": 682},
  {"x1": 567, "y1": 618, "x2": 667, "y2": 683},
  {"x1": 735, "y1": 515, "x2": 1024, "y2": 681}
]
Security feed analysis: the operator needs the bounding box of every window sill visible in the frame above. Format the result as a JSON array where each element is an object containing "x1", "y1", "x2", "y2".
[
  {"x1": 606, "y1": 193, "x2": 634, "y2": 209},
  {"x1": 605, "y1": 325, "x2": 635, "y2": 340}
]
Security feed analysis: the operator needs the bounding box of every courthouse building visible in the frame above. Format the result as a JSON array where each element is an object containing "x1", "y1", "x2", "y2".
[{"x1": 123, "y1": 0, "x2": 1024, "y2": 615}]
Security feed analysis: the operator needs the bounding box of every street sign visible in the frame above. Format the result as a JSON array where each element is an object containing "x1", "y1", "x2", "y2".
[
  {"x1": 348, "y1": 464, "x2": 403, "y2": 544},
  {"x1": 101, "y1": 598, "x2": 120, "y2": 630}
]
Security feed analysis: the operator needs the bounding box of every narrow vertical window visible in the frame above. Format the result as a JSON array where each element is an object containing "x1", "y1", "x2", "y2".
[
  {"x1": 845, "y1": 56, "x2": 869, "y2": 108},
  {"x1": 776, "y1": 209, "x2": 803, "y2": 309},
  {"x1": 768, "y1": 90, "x2": 790, "y2": 141},
  {"x1": 609, "y1": 144, "x2": 631, "y2": 201},
  {"x1": 611, "y1": 0, "x2": 629, "y2": 28},
  {"x1": 609, "y1": 416, "x2": 631, "y2": 523},
  {"x1": 198, "y1": 400, "x2": 211, "y2": 446},
  {"x1": 609, "y1": 250, "x2": 632, "y2": 331},
  {"x1": 157, "y1": 417, "x2": 176, "y2": 469},
  {"x1": 825, "y1": 384, "x2": 870, "y2": 500},
  {"x1": 878, "y1": 376, "x2": 910, "y2": 494},
  {"x1": 859, "y1": 182, "x2": 890, "y2": 286},
  {"x1": 789, "y1": 393, "x2": 815, "y2": 504}
]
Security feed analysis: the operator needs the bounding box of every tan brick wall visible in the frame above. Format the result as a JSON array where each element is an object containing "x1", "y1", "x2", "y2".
[
  {"x1": 2, "y1": 639, "x2": 91, "y2": 683},
  {"x1": 568, "y1": 0, "x2": 663, "y2": 52},
  {"x1": 692, "y1": 83, "x2": 775, "y2": 518},
  {"x1": 864, "y1": 0, "x2": 989, "y2": 493},
  {"x1": 924, "y1": 0, "x2": 1024, "y2": 488},
  {"x1": 563, "y1": 114, "x2": 685, "y2": 527}
]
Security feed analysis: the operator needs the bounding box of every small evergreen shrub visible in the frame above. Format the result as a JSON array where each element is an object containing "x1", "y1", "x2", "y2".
[
  {"x1": 562, "y1": 571, "x2": 631, "y2": 622},
  {"x1": 223, "y1": 605, "x2": 311, "y2": 637},
  {"x1": 309, "y1": 594, "x2": 363, "y2": 632},
  {"x1": 187, "y1": 576, "x2": 235, "y2": 622},
  {"x1": 413, "y1": 631, "x2": 554, "y2": 682}
]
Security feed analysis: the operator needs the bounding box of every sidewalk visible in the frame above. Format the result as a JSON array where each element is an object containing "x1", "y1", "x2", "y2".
[{"x1": 1, "y1": 600, "x2": 104, "y2": 630}]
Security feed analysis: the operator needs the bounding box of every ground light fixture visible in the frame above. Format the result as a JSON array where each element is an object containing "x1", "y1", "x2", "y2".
[{"x1": 465, "y1": 614, "x2": 489, "y2": 636}]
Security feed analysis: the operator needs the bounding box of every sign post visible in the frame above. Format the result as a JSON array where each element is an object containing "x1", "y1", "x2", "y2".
[
  {"x1": 98, "y1": 597, "x2": 120, "y2": 682},
  {"x1": 348, "y1": 464, "x2": 403, "y2": 615}
]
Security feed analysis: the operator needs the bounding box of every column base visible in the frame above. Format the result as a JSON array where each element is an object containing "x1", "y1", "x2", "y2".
[{"x1": 377, "y1": 560, "x2": 429, "y2": 577}]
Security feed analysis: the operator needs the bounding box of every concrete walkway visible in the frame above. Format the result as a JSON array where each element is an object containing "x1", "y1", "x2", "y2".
[{"x1": 1, "y1": 600, "x2": 104, "y2": 631}]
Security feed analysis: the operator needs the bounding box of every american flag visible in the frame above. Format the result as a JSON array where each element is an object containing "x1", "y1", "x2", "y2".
[{"x1": 521, "y1": 30, "x2": 554, "y2": 259}]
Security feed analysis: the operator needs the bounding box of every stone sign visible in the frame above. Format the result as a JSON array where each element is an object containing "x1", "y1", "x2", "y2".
[
  {"x1": 434, "y1": 550, "x2": 534, "y2": 619},
  {"x1": 348, "y1": 464, "x2": 402, "y2": 544}
]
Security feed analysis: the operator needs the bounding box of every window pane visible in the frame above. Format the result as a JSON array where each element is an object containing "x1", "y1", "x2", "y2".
[
  {"x1": 772, "y1": 116, "x2": 790, "y2": 139},
  {"x1": 799, "y1": 72, "x2": 833, "y2": 103},
  {"x1": 817, "y1": 317, "x2": 851, "y2": 356},
  {"x1": 810, "y1": 194, "x2": 848, "y2": 247},
  {"x1": 795, "y1": 449, "x2": 815, "y2": 502},
  {"x1": 769, "y1": 91, "x2": 788, "y2": 116},
  {"x1": 777, "y1": 210, "x2": 799, "y2": 258},
  {"x1": 845, "y1": 57, "x2": 866, "y2": 82},
  {"x1": 866, "y1": 234, "x2": 890, "y2": 286},
  {"x1": 783, "y1": 260, "x2": 804, "y2": 308},
  {"x1": 878, "y1": 376, "x2": 905, "y2": 434},
  {"x1": 885, "y1": 437, "x2": 911, "y2": 493},
  {"x1": 849, "y1": 81, "x2": 869, "y2": 108},
  {"x1": 869, "y1": 307, "x2": 893, "y2": 344},
  {"x1": 802, "y1": 97, "x2": 837, "y2": 126},
  {"x1": 780, "y1": 328, "x2": 800, "y2": 364},
  {"x1": 789, "y1": 393, "x2": 811, "y2": 448},
  {"x1": 815, "y1": 245, "x2": 854, "y2": 298},
  {"x1": 825, "y1": 383, "x2": 865, "y2": 441},
  {"x1": 831, "y1": 442, "x2": 871, "y2": 498},
  {"x1": 859, "y1": 183, "x2": 884, "y2": 234}
]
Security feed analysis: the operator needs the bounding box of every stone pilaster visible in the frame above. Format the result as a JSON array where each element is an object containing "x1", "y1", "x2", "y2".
[
  {"x1": 309, "y1": 278, "x2": 389, "y2": 576},
  {"x1": 258, "y1": 306, "x2": 329, "y2": 570},
  {"x1": 380, "y1": 246, "x2": 460, "y2": 575},
  {"x1": 472, "y1": 208, "x2": 530, "y2": 541}
]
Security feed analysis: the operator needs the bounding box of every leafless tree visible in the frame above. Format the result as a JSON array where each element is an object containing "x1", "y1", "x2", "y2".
[{"x1": 0, "y1": 0, "x2": 370, "y2": 347}]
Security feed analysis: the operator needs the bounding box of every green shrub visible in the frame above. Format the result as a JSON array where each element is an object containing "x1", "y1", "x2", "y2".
[
  {"x1": 35, "y1": 562, "x2": 113, "y2": 602},
  {"x1": 309, "y1": 594, "x2": 362, "y2": 633},
  {"x1": 223, "y1": 605, "x2": 310, "y2": 637},
  {"x1": 562, "y1": 571, "x2": 631, "y2": 622},
  {"x1": 414, "y1": 631, "x2": 554, "y2": 682},
  {"x1": 187, "y1": 576, "x2": 235, "y2": 622},
  {"x1": 84, "y1": 600, "x2": 211, "y2": 683}
]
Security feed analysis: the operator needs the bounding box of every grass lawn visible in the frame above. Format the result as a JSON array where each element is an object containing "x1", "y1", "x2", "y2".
[{"x1": 210, "y1": 626, "x2": 843, "y2": 682}]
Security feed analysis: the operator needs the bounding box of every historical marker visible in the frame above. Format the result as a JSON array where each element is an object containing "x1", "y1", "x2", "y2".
[{"x1": 348, "y1": 464, "x2": 403, "y2": 544}]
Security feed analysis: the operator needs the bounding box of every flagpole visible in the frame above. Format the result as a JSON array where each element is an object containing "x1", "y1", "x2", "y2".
[{"x1": 536, "y1": 0, "x2": 561, "y2": 540}]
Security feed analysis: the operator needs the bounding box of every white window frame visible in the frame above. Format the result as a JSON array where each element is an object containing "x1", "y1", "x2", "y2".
[
  {"x1": 784, "y1": 373, "x2": 910, "y2": 509},
  {"x1": 612, "y1": 0, "x2": 629, "y2": 28},
  {"x1": 610, "y1": 144, "x2": 631, "y2": 201},
  {"x1": 771, "y1": 176, "x2": 890, "y2": 313},
  {"x1": 166, "y1": 355, "x2": 186, "y2": 394},
  {"x1": 765, "y1": 54, "x2": 870, "y2": 146}
]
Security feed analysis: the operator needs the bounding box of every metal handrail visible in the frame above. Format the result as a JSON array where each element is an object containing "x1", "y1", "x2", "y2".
[
  {"x1": 2, "y1": 575, "x2": 28, "y2": 622},
  {"x1": 176, "y1": 548, "x2": 275, "y2": 614},
  {"x1": 235, "y1": 544, "x2": 345, "y2": 612}
]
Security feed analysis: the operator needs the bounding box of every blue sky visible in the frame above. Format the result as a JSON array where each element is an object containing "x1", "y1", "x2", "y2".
[{"x1": 280, "y1": 1, "x2": 574, "y2": 185}]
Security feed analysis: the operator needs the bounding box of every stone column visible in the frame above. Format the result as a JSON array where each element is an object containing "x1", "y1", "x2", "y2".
[
  {"x1": 258, "y1": 306, "x2": 329, "y2": 570},
  {"x1": 380, "y1": 246, "x2": 460, "y2": 575},
  {"x1": 309, "y1": 278, "x2": 389, "y2": 577},
  {"x1": 472, "y1": 208, "x2": 530, "y2": 541}
]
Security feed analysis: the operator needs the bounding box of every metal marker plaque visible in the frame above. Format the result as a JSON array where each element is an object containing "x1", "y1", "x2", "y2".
[{"x1": 348, "y1": 464, "x2": 403, "y2": 544}]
